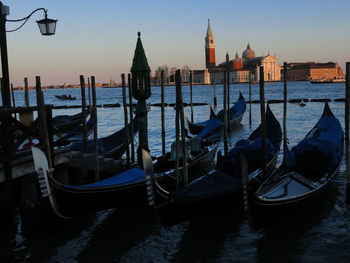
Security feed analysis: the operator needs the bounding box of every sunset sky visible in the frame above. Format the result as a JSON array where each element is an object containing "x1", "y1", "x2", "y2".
[{"x1": 2, "y1": 0, "x2": 350, "y2": 86}]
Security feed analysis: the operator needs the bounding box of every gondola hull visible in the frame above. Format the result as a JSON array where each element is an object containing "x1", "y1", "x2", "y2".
[{"x1": 251, "y1": 102, "x2": 344, "y2": 227}]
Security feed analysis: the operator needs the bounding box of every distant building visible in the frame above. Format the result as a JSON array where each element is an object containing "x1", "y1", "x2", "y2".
[
  {"x1": 284, "y1": 62, "x2": 344, "y2": 81},
  {"x1": 193, "y1": 20, "x2": 281, "y2": 84}
]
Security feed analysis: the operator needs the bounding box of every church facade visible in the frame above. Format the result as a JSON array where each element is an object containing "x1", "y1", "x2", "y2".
[{"x1": 193, "y1": 20, "x2": 281, "y2": 84}]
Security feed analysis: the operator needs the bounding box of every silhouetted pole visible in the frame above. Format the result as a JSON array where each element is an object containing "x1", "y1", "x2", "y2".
[
  {"x1": 346, "y1": 62, "x2": 350, "y2": 149},
  {"x1": 283, "y1": 62, "x2": 288, "y2": 145},
  {"x1": 91, "y1": 76, "x2": 99, "y2": 181},
  {"x1": 24, "y1": 77, "x2": 30, "y2": 107},
  {"x1": 346, "y1": 62, "x2": 350, "y2": 203},
  {"x1": 259, "y1": 66, "x2": 267, "y2": 175},
  {"x1": 128, "y1": 73, "x2": 135, "y2": 162},
  {"x1": 176, "y1": 70, "x2": 188, "y2": 185},
  {"x1": 10, "y1": 83, "x2": 16, "y2": 119},
  {"x1": 35, "y1": 76, "x2": 53, "y2": 169},
  {"x1": 190, "y1": 70, "x2": 194, "y2": 123},
  {"x1": 212, "y1": 80, "x2": 217, "y2": 108},
  {"x1": 79, "y1": 75, "x2": 88, "y2": 153},
  {"x1": 88, "y1": 77, "x2": 91, "y2": 108},
  {"x1": 161, "y1": 70, "x2": 166, "y2": 156},
  {"x1": 226, "y1": 52, "x2": 230, "y2": 129},
  {"x1": 0, "y1": 2, "x2": 11, "y2": 107},
  {"x1": 122, "y1": 74, "x2": 130, "y2": 167},
  {"x1": 175, "y1": 80, "x2": 181, "y2": 188},
  {"x1": 223, "y1": 71, "x2": 228, "y2": 155},
  {"x1": 249, "y1": 73, "x2": 252, "y2": 125}
]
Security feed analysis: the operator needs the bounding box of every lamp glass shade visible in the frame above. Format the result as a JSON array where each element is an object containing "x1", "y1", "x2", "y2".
[{"x1": 36, "y1": 18, "x2": 57, "y2": 36}]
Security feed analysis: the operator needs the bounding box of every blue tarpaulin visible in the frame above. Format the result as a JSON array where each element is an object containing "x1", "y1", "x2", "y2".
[{"x1": 64, "y1": 168, "x2": 145, "y2": 189}]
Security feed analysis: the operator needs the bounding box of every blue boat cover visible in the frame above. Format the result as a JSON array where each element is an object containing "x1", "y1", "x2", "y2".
[
  {"x1": 227, "y1": 138, "x2": 276, "y2": 167},
  {"x1": 63, "y1": 168, "x2": 145, "y2": 189},
  {"x1": 198, "y1": 118, "x2": 223, "y2": 138},
  {"x1": 285, "y1": 115, "x2": 344, "y2": 169},
  {"x1": 170, "y1": 171, "x2": 241, "y2": 204}
]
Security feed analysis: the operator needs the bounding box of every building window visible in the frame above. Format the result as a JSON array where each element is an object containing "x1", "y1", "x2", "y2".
[{"x1": 210, "y1": 40, "x2": 213, "y2": 44}]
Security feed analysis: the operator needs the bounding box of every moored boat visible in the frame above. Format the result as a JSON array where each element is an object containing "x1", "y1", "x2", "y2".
[
  {"x1": 251, "y1": 102, "x2": 343, "y2": 225},
  {"x1": 186, "y1": 92, "x2": 246, "y2": 138},
  {"x1": 146, "y1": 104, "x2": 281, "y2": 226}
]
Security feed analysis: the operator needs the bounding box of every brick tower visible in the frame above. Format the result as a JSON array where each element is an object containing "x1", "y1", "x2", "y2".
[{"x1": 205, "y1": 19, "x2": 216, "y2": 70}]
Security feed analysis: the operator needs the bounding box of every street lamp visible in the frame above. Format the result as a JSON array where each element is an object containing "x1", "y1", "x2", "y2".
[
  {"x1": 131, "y1": 32, "x2": 151, "y2": 165},
  {"x1": 0, "y1": 2, "x2": 57, "y2": 106}
]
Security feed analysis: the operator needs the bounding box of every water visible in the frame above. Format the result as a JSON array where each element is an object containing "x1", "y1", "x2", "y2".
[{"x1": 1, "y1": 81, "x2": 350, "y2": 262}]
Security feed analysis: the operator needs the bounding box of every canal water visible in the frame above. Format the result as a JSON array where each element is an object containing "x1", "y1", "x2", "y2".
[{"x1": 1, "y1": 81, "x2": 350, "y2": 262}]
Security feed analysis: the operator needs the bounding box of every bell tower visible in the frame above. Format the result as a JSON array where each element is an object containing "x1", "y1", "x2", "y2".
[{"x1": 205, "y1": 19, "x2": 216, "y2": 70}]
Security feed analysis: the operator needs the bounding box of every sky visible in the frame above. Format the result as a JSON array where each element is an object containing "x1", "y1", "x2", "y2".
[{"x1": 2, "y1": 0, "x2": 350, "y2": 86}]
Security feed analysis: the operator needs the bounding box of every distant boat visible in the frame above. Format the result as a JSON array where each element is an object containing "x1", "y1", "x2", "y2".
[
  {"x1": 310, "y1": 76, "x2": 345, "y2": 84},
  {"x1": 55, "y1": 94, "x2": 76, "y2": 100}
]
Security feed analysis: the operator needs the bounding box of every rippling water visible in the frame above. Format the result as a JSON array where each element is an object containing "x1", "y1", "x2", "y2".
[{"x1": 1, "y1": 81, "x2": 350, "y2": 262}]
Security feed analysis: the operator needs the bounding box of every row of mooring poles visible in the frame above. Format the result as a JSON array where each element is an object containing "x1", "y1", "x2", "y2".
[{"x1": 175, "y1": 69, "x2": 188, "y2": 187}]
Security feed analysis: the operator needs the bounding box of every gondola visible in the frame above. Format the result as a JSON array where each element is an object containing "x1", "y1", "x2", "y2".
[
  {"x1": 53, "y1": 114, "x2": 94, "y2": 147},
  {"x1": 30, "y1": 142, "x2": 216, "y2": 217},
  {"x1": 55, "y1": 94, "x2": 76, "y2": 100},
  {"x1": 67, "y1": 116, "x2": 138, "y2": 159},
  {"x1": 146, "y1": 104, "x2": 281, "y2": 226},
  {"x1": 186, "y1": 92, "x2": 246, "y2": 138},
  {"x1": 53, "y1": 108, "x2": 91, "y2": 135},
  {"x1": 154, "y1": 137, "x2": 219, "y2": 178},
  {"x1": 251, "y1": 103, "x2": 343, "y2": 220}
]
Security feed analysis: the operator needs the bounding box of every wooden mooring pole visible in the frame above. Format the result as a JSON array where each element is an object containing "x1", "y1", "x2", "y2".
[
  {"x1": 88, "y1": 77, "x2": 91, "y2": 108},
  {"x1": 35, "y1": 76, "x2": 54, "y2": 169},
  {"x1": 80, "y1": 75, "x2": 88, "y2": 153},
  {"x1": 190, "y1": 70, "x2": 194, "y2": 123},
  {"x1": 223, "y1": 69, "x2": 228, "y2": 155},
  {"x1": 226, "y1": 53, "x2": 230, "y2": 130},
  {"x1": 249, "y1": 72, "x2": 252, "y2": 125},
  {"x1": 24, "y1": 77, "x2": 30, "y2": 107},
  {"x1": 122, "y1": 74, "x2": 130, "y2": 167},
  {"x1": 10, "y1": 83, "x2": 16, "y2": 119},
  {"x1": 91, "y1": 76, "x2": 99, "y2": 181},
  {"x1": 283, "y1": 62, "x2": 288, "y2": 144},
  {"x1": 128, "y1": 73, "x2": 135, "y2": 163},
  {"x1": 213, "y1": 79, "x2": 217, "y2": 107},
  {"x1": 175, "y1": 75, "x2": 181, "y2": 189},
  {"x1": 161, "y1": 70, "x2": 166, "y2": 156},
  {"x1": 176, "y1": 70, "x2": 188, "y2": 185},
  {"x1": 259, "y1": 66, "x2": 267, "y2": 175}
]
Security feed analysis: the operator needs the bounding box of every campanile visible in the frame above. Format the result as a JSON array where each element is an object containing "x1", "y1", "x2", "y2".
[{"x1": 205, "y1": 19, "x2": 216, "y2": 69}]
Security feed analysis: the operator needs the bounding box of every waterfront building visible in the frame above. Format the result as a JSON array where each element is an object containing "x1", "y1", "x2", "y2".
[{"x1": 284, "y1": 62, "x2": 344, "y2": 81}]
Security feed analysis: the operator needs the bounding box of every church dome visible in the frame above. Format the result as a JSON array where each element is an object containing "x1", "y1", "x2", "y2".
[{"x1": 242, "y1": 43, "x2": 255, "y2": 59}]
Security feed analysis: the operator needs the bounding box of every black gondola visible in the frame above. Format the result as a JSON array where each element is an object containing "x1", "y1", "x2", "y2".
[
  {"x1": 53, "y1": 114, "x2": 94, "y2": 147},
  {"x1": 53, "y1": 108, "x2": 91, "y2": 134},
  {"x1": 186, "y1": 92, "x2": 246, "y2": 138},
  {"x1": 251, "y1": 103, "x2": 343, "y2": 222},
  {"x1": 146, "y1": 104, "x2": 282, "y2": 226},
  {"x1": 31, "y1": 140, "x2": 217, "y2": 217},
  {"x1": 67, "y1": 116, "x2": 138, "y2": 159}
]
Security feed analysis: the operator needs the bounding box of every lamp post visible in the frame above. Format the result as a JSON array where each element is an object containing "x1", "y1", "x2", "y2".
[
  {"x1": 0, "y1": 2, "x2": 57, "y2": 106},
  {"x1": 131, "y1": 32, "x2": 151, "y2": 165}
]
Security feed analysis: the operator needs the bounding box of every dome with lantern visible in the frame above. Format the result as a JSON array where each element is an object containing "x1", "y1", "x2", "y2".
[{"x1": 242, "y1": 43, "x2": 255, "y2": 59}]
